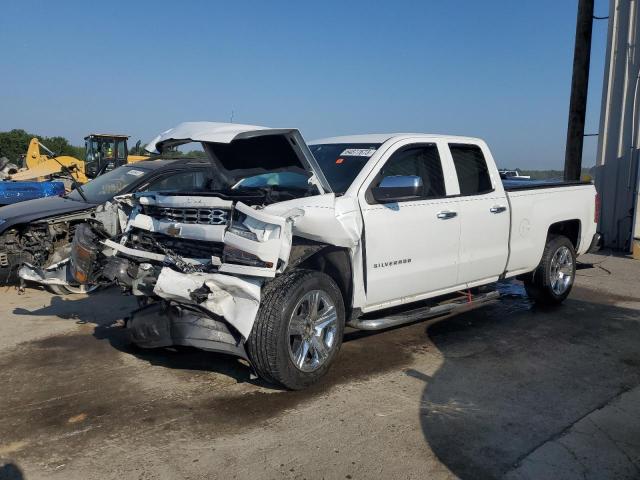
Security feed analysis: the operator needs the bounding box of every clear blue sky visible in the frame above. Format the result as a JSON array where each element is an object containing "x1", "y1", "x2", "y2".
[{"x1": 0, "y1": 0, "x2": 609, "y2": 169}]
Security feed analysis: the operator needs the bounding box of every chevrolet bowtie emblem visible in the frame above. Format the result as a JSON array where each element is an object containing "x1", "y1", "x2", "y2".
[{"x1": 166, "y1": 224, "x2": 182, "y2": 237}]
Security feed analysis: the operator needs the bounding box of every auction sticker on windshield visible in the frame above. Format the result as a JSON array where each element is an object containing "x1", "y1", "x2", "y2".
[
  {"x1": 126, "y1": 169, "x2": 145, "y2": 177},
  {"x1": 340, "y1": 148, "x2": 377, "y2": 157}
]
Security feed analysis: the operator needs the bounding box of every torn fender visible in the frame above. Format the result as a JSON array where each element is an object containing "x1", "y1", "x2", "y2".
[
  {"x1": 153, "y1": 267, "x2": 263, "y2": 339},
  {"x1": 263, "y1": 194, "x2": 362, "y2": 249}
]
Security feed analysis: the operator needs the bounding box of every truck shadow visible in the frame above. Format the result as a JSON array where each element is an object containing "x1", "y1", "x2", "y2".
[
  {"x1": 8, "y1": 285, "x2": 423, "y2": 390},
  {"x1": 0, "y1": 463, "x2": 24, "y2": 480},
  {"x1": 11, "y1": 286, "x2": 138, "y2": 326},
  {"x1": 417, "y1": 284, "x2": 640, "y2": 480}
]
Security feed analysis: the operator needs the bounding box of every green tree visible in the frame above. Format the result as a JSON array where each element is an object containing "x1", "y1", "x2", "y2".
[
  {"x1": 0, "y1": 129, "x2": 33, "y2": 162},
  {"x1": 0, "y1": 129, "x2": 84, "y2": 164}
]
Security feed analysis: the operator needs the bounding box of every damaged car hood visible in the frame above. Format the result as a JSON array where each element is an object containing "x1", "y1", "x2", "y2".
[
  {"x1": 0, "y1": 196, "x2": 97, "y2": 234},
  {"x1": 145, "y1": 122, "x2": 332, "y2": 193}
]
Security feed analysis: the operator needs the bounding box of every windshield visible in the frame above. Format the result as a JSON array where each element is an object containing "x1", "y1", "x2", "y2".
[
  {"x1": 67, "y1": 165, "x2": 149, "y2": 203},
  {"x1": 309, "y1": 143, "x2": 381, "y2": 194},
  {"x1": 233, "y1": 172, "x2": 310, "y2": 190}
]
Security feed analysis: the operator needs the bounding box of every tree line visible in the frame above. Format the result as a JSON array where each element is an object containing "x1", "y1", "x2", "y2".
[
  {"x1": 0, "y1": 129, "x2": 207, "y2": 165},
  {"x1": 0, "y1": 129, "x2": 84, "y2": 165}
]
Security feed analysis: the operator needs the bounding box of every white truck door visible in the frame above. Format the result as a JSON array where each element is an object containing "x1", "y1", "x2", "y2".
[
  {"x1": 445, "y1": 142, "x2": 510, "y2": 286},
  {"x1": 359, "y1": 141, "x2": 462, "y2": 307}
]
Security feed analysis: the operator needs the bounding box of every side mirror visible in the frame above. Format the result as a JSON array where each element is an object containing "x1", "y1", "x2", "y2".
[{"x1": 371, "y1": 175, "x2": 424, "y2": 203}]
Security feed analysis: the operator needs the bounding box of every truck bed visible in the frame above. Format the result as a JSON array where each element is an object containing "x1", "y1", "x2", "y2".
[
  {"x1": 502, "y1": 179, "x2": 592, "y2": 191},
  {"x1": 504, "y1": 180, "x2": 597, "y2": 277}
]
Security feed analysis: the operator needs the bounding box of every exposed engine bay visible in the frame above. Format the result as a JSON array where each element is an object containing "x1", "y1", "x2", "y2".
[
  {"x1": 0, "y1": 214, "x2": 86, "y2": 283},
  {"x1": 3, "y1": 202, "x2": 125, "y2": 288}
]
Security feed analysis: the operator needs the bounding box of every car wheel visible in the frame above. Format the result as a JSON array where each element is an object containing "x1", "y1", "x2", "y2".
[
  {"x1": 524, "y1": 235, "x2": 576, "y2": 305},
  {"x1": 46, "y1": 284, "x2": 99, "y2": 295},
  {"x1": 247, "y1": 269, "x2": 345, "y2": 390}
]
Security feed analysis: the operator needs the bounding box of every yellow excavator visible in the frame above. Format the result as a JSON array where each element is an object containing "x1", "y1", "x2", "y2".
[{"x1": 11, "y1": 134, "x2": 149, "y2": 184}]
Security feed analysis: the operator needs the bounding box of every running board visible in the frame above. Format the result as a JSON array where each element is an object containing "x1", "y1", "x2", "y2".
[{"x1": 347, "y1": 290, "x2": 500, "y2": 331}]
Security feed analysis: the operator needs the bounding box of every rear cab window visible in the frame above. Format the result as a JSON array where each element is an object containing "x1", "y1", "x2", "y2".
[{"x1": 449, "y1": 143, "x2": 494, "y2": 195}]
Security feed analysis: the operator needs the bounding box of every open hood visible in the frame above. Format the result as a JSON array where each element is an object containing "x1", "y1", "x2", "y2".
[{"x1": 145, "y1": 122, "x2": 332, "y2": 193}]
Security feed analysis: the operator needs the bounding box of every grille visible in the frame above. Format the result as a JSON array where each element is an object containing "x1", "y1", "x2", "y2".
[
  {"x1": 127, "y1": 229, "x2": 224, "y2": 260},
  {"x1": 142, "y1": 205, "x2": 229, "y2": 225}
]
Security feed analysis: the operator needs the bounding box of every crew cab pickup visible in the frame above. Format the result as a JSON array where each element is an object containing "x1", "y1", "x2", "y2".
[{"x1": 70, "y1": 122, "x2": 600, "y2": 389}]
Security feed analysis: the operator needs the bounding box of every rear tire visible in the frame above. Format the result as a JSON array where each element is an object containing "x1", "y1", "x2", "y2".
[
  {"x1": 524, "y1": 235, "x2": 576, "y2": 305},
  {"x1": 247, "y1": 269, "x2": 345, "y2": 390}
]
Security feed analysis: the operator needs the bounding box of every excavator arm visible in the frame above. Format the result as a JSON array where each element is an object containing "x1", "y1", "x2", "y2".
[{"x1": 15, "y1": 138, "x2": 88, "y2": 183}]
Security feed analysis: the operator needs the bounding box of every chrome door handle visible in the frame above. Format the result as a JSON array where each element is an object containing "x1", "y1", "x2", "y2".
[
  {"x1": 490, "y1": 206, "x2": 507, "y2": 213},
  {"x1": 437, "y1": 210, "x2": 457, "y2": 219}
]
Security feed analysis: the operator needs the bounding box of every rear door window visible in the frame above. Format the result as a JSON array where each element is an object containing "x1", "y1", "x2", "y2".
[{"x1": 449, "y1": 144, "x2": 493, "y2": 195}]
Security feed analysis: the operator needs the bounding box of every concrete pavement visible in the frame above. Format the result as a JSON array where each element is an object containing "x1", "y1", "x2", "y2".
[{"x1": 0, "y1": 252, "x2": 638, "y2": 479}]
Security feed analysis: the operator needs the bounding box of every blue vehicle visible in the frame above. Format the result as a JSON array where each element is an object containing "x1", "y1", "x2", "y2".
[{"x1": 0, "y1": 181, "x2": 65, "y2": 206}]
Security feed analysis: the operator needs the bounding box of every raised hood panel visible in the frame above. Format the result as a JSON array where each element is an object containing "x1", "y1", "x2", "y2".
[{"x1": 145, "y1": 122, "x2": 331, "y2": 193}]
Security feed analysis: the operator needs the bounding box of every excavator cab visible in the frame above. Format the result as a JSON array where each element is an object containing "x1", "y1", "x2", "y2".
[{"x1": 84, "y1": 134, "x2": 130, "y2": 178}]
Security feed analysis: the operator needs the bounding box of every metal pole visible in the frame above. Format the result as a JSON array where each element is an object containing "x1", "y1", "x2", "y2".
[{"x1": 564, "y1": 0, "x2": 595, "y2": 181}]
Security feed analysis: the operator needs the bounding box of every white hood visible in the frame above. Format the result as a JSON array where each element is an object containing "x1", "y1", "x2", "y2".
[
  {"x1": 144, "y1": 121, "x2": 332, "y2": 193},
  {"x1": 145, "y1": 122, "x2": 270, "y2": 152}
]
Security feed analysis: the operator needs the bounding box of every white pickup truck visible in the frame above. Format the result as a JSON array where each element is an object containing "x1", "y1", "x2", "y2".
[{"x1": 70, "y1": 122, "x2": 600, "y2": 389}]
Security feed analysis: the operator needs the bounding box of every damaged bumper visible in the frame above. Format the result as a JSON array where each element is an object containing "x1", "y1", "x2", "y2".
[{"x1": 129, "y1": 301, "x2": 248, "y2": 359}]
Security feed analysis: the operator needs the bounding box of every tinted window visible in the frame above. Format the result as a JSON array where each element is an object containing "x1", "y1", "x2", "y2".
[
  {"x1": 449, "y1": 144, "x2": 493, "y2": 195},
  {"x1": 309, "y1": 143, "x2": 381, "y2": 194},
  {"x1": 378, "y1": 145, "x2": 445, "y2": 198},
  {"x1": 146, "y1": 171, "x2": 207, "y2": 192},
  {"x1": 116, "y1": 140, "x2": 126, "y2": 160},
  {"x1": 234, "y1": 172, "x2": 310, "y2": 189},
  {"x1": 66, "y1": 165, "x2": 151, "y2": 203}
]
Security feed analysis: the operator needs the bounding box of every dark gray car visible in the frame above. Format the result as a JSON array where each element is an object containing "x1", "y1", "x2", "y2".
[{"x1": 0, "y1": 159, "x2": 211, "y2": 293}]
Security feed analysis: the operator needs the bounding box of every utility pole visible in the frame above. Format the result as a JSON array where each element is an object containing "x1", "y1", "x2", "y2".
[{"x1": 564, "y1": 0, "x2": 595, "y2": 181}]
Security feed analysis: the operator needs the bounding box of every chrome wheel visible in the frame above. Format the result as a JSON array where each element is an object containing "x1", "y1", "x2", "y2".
[
  {"x1": 549, "y1": 245, "x2": 574, "y2": 295},
  {"x1": 64, "y1": 284, "x2": 98, "y2": 294},
  {"x1": 48, "y1": 283, "x2": 98, "y2": 295},
  {"x1": 287, "y1": 289, "x2": 338, "y2": 373}
]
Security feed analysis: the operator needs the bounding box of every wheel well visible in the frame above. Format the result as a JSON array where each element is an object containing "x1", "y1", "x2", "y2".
[
  {"x1": 293, "y1": 244, "x2": 353, "y2": 315},
  {"x1": 548, "y1": 219, "x2": 581, "y2": 249}
]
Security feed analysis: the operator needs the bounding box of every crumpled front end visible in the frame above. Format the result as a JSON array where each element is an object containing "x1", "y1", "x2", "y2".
[
  {"x1": 73, "y1": 191, "x2": 363, "y2": 353},
  {"x1": 76, "y1": 193, "x2": 302, "y2": 342}
]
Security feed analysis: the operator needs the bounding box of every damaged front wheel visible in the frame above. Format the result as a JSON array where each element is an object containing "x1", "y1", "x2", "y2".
[
  {"x1": 247, "y1": 269, "x2": 345, "y2": 390},
  {"x1": 46, "y1": 284, "x2": 99, "y2": 295}
]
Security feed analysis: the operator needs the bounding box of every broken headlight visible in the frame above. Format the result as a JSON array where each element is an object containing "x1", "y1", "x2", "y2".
[
  {"x1": 222, "y1": 245, "x2": 273, "y2": 269},
  {"x1": 227, "y1": 211, "x2": 280, "y2": 242},
  {"x1": 70, "y1": 224, "x2": 100, "y2": 283},
  {"x1": 227, "y1": 223, "x2": 258, "y2": 241}
]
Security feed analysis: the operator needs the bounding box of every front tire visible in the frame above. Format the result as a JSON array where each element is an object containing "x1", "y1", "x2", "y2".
[
  {"x1": 46, "y1": 284, "x2": 99, "y2": 295},
  {"x1": 247, "y1": 269, "x2": 345, "y2": 390},
  {"x1": 524, "y1": 235, "x2": 576, "y2": 305}
]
